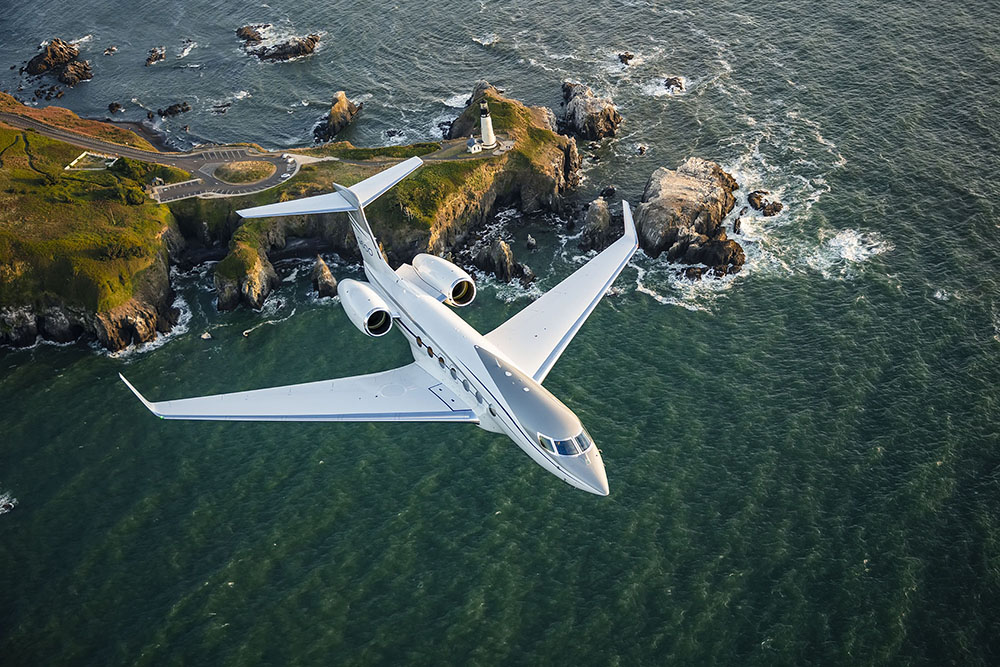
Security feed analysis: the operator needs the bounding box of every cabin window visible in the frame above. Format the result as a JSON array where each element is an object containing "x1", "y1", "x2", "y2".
[
  {"x1": 462, "y1": 379, "x2": 471, "y2": 392},
  {"x1": 427, "y1": 347, "x2": 434, "y2": 357},
  {"x1": 489, "y1": 405, "x2": 497, "y2": 417},
  {"x1": 450, "y1": 368, "x2": 458, "y2": 380},
  {"x1": 475, "y1": 391, "x2": 483, "y2": 404},
  {"x1": 438, "y1": 357, "x2": 446, "y2": 368},
  {"x1": 416, "y1": 336, "x2": 423, "y2": 347}
]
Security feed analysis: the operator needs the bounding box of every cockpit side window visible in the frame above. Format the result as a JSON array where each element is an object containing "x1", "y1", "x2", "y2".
[
  {"x1": 538, "y1": 435, "x2": 556, "y2": 453},
  {"x1": 577, "y1": 429, "x2": 594, "y2": 452}
]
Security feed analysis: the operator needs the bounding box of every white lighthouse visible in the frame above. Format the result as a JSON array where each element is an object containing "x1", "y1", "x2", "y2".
[{"x1": 479, "y1": 101, "x2": 498, "y2": 150}]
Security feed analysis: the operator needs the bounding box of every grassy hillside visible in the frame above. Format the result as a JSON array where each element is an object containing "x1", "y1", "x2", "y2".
[
  {"x1": 0, "y1": 122, "x2": 180, "y2": 312},
  {"x1": 0, "y1": 92, "x2": 157, "y2": 151}
]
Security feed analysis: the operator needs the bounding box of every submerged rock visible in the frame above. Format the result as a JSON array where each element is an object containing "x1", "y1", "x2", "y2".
[
  {"x1": 664, "y1": 76, "x2": 685, "y2": 93},
  {"x1": 526, "y1": 234, "x2": 537, "y2": 250},
  {"x1": 108, "y1": 101, "x2": 123, "y2": 114},
  {"x1": 634, "y1": 157, "x2": 745, "y2": 275},
  {"x1": 618, "y1": 52, "x2": 635, "y2": 65},
  {"x1": 560, "y1": 82, "x2": 622, "y2": 140},
  {"x1": 311, "y1": 255, "x2": 338, "y2": 298},
  {"x1": 313, "y1": 91, "x2": 362, "y2": 143},
  {"x1": 473, "y1": 239, "x2": 535, "y2": 284}
]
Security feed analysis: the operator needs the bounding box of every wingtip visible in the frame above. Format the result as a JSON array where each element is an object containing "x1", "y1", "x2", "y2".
[
  {"x1": 621, "y1": 200, "x2": 638, "y2": 248},
  {"x1": 119, "y1": 373, "x2": 159, "y2": 416}
]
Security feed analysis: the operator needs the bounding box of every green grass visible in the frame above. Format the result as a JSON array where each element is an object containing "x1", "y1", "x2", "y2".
[
  {"x1": 214, "y1": 161, "x2": 276, "y2": 184},
  {"x1": 0, "y1": 123, "x2": 178, "y2": 312},
  {"x1": 294, "y1": 141, "x2": 441, "y2": 160}
]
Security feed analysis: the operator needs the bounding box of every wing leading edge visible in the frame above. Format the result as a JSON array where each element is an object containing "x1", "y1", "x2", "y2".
[
  {"x1": 486, "y1": 201, "x2": 639, "y2": 384},
  {"x1": 120, "y1": 362, "x2": 477, "y2": 423}
]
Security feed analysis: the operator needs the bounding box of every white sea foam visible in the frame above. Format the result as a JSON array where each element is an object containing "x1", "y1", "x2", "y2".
[
  {"x1": 443, "y1": 93, "x2": 468, "y2": 108},
  {"x1": 473, "y1": 33, "x2": 500, "y2": 46},
  {"x1": 0, "y1": 490, "x2": 16, "y2": 515},
  {"x1": 639, "y1": 76, "x2": 688, "y2": 97},
  {"x1": 70, "y1": 34, "x2": 93, "y2": 46},
  {"x1": 177, "y1": 40, "x2": 198, "y2": 59}
]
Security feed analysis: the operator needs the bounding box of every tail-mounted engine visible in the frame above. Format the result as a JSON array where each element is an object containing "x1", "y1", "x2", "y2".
[
  {"x1": 411, "y1": 254, "x2": 477, "y2": 307},
  {"x1": 338, "y1": 279, "x2": 393, "y2": 337}
]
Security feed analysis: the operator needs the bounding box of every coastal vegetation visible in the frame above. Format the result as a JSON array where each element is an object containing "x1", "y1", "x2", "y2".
[
  {"x1": 294, "y1": 141, "x2": 441, "y2": 161},
  {"x1": 214, "y1": 160, "x2": 276, "y2": 184},
  {"x1": 0, "y1": 92, "x2": 156, "y2": 150}
]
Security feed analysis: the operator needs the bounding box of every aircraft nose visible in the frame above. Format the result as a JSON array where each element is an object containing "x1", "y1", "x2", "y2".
[{"x1": 561, "y1": 446, "x2": 610, "y2": 496}]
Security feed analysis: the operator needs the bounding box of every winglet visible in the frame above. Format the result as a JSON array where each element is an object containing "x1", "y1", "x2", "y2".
[
  {"x1": 119, "y1": 373, "x2": 161, "y2": 417},
  {"x1": 622, "y1": 200, "x2": 639, "y2": 249}
]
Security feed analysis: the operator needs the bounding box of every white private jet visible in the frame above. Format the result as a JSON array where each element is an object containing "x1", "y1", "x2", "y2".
[{"x1": 121, "y1": 156, "x2": 638, "y2": 495}]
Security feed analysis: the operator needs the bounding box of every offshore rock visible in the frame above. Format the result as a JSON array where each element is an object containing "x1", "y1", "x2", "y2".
[
  {"x1": 473, "y1": 239, "x2": 535, "y2": 284},
  {"x1": 560, "y1": 82, "x2": 623, "y2": 140},
  {"x1": 236, "y1": 24, "x2": 270, "y2": 44},
  {"x1": 248, "y1": 34, "x2": 320, "y2": 61},
  {"x1": 26, "y1": 38, "x2": 78, "y2": 76},
  {"x1": 57, "y1": 60, "x2": 92, "y2": 86},
  {"x1": 579, "y1": 197, "x2": 612, "y2": 252},
  {"x1": 108, "y1": 101, "x2": 123, "y2": 114},
  {"x1": 618, "y1": 52, "x2": 635, "y2": 65},
  {"x1": 26, "y1": 39, "x2": 91, "y2": 87},
  {"x1": 748, "y1": 190, "x2": 784, "y2": 216},
  {"x1": 145, "y1": 47, "x2": 165, "y2": 66},
  {"x1": 635, "y1": 158, "x2": 745, "y2": 275},
  {"x1": 664, "y1": 76, "x2": 685, "y2": 93},
  {"x1": 311, "y1": 255, "x2": 338, "y2": 297},
  {"x1": 157, "y1": 102, "x2": 191, "y2": 117},
  {"x1": 313, "y1": 91, "x2": 362, "y2": 143}
]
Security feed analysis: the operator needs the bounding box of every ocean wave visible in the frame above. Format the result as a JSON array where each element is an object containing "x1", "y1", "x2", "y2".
[
  {"x1": 443, "y1": 93, "x2": 468, "y2": 108},
  {"x1": 69, "y1": 34, "x2": 93, "y2": 46},
  {"x1": 639, "y1": 76, "x2": 688, "y2": 97},
  {"x1": 0, "y1": 490, "x2": 16, "y2": 516}
]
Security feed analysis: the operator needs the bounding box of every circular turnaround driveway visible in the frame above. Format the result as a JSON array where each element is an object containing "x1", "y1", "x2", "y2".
[{"x1": 0, "y1": 112, "x2": 296, "y2": 202}]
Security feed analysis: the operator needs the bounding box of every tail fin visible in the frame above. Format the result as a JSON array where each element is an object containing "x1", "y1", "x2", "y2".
[{"x1": 236, "y1": 156, "x2": 423, "y2": 275}]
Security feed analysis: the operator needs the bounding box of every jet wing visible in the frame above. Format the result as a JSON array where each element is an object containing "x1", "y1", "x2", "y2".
[
  {"x1": 485, "y1": 201, "x2": 639, "y2": 384},
  {"x1": 119, "y1": 362, "x2": 477, "y2": 423},
  {"x1": 236, "y1": 157, "x2": 424, "y2": 218}
]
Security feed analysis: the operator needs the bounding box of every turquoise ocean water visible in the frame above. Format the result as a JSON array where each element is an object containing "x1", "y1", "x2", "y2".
[{"x1": 2, "y1": 1, "x2": 999, "y2": 664}]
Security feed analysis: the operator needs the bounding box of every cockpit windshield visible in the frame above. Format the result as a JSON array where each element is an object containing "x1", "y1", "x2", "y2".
[{"x1": 538, "y1": 429, "x2": 595, "y2": 456}]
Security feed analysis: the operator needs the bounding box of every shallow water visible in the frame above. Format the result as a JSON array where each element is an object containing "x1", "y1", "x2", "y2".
[{"x1": 2, "y1": 1, "x2": 1000, "y2": 664}]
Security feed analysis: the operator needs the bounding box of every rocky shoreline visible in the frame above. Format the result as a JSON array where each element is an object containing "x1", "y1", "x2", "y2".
[{"x1": 0, "y1": 78, "x2": 772, "y2": 351}]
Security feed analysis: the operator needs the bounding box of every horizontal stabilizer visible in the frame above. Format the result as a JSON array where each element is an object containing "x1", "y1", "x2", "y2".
[{"x1": 237, "y1": 156, "x2": 424, "y2": 219}]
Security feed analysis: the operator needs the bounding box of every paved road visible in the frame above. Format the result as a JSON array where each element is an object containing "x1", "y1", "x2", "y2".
[{"x1": 0, "y1": 112, "x2": 296, "y2": 202}]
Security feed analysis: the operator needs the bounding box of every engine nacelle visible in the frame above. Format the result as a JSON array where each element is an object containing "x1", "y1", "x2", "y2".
[
  {"x1": 411, "y1": 253, "x2": 477, "y2": 307},
  {"x1": 338, "y1": 279, "x2": 393, "y2": 337}
]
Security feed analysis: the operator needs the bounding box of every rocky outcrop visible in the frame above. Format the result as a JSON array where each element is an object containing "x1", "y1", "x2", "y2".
[
  {"x1": 311, "y1": 255, "x2": 338, "y2": 297},
  {"x1": 57, "y1": 60, "x2": 92, "y2": 86},
  {"x1": 313, "y1": 91, "x2": 362, "y2": 143},
  {"x1": 157, "y1": 102, "x2": 191, "y2": 117},
  {"x1": 748, "y1": 190, "x2": 784, "y2": 216},
  {"x1": 560, "y1": 82, "x2": 622, "y2": 140},
  {"x1": 236, "y1": 25, "x2": 269, "y2": 43},
  {"x1": 472, "y1": 239, "x2": 535, "y2": 284},
  {"x1": 579, "y1": 197, "x2": 612, "y2": 252},
  {"x1": 244, "y1": 34, "x2": 320, "y2": 61},
  {"x1": 634, "y1": 158, "x2": 745, "y2": 275},
  {"x1": 145, "y1": 47, "x2": 165, "y2": 66},
  {"x1": 214, "y1": 253, "x2": 279, "y2": 311},
  {"x1": 664, "y1": 76, "x2": 685, "y2": 93},
  {"x1": 0, "y1": 247, "x2": 181, "y2": 351},
  {"x1": 26, "y1": 38, "x2": 92, "y2": 87},
  {"x1": 26, "y1": 38, "x2": 78, "y2": 76},
  {"x1": 618, "y1": 52, "x2": 635, "y2": 65}
]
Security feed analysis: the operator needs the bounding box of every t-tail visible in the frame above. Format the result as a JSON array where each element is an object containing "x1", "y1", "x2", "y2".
[{"x1": 237, "y1": 156, "x2": 424, "y2": 279}]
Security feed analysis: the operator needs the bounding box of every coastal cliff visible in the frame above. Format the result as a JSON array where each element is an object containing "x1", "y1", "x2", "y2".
[{"x1": 189, "y1": 81, "x2": 581, "y2": 310}]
